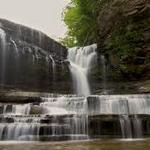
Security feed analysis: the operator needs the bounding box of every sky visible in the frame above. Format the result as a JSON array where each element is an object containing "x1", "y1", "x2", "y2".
[{"x1": 0, "y1": 0, "x2": 70, "y2": 40}]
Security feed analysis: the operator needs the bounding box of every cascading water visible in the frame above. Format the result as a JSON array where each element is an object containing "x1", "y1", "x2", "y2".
[
  {"x1": 2, "y1": 104, "x2": 31, "y2": 115},
  {"x1": 87, "y1": 94, "x2": 150, "y2": 138},
  {"x1": 133, "y1": 115, "x2": 142, "y2": 138},
  {"x1": 119, "y1": 115, "x2": 132, "y2": 138},
  {"x1": 68, "y1": 44, "x2": 97, "y2": 96},
  {"x1": 10, "y1": 38, "x2": 19, "y2": 55},
  {"x1": 0, "y1": 94, "x2": 150, "y2": 141},
  {"x1": 49, "y1": 55, "x2": 56, "y2": 82}
]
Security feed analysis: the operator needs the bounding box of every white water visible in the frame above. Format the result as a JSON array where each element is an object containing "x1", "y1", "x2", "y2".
[
  {"x1": 120, "y1": 115, "x2": 132, "y2": 138},
  {"x1": 49, "y1": 55, "x2": 56, "y2": 81},
  {"x1": 87, "y1": 94, "x2": 150, "y2": 115},
  {"x1": 119, "y1": 115, "x2": 142, "y2": 138},
  {"x1": 68, "y1": 44, "x2": 97, "y2": 96},
  {"x1": 133, "y1": 115, "x2": 142, "y2": 138},
  {"x1": 40, "y1": 96, "x2": 86, "y2": 115},
  {"x1": 2, "y1": 104, "x2": 31, "y2": 115},
  {"x1": 10, "y1": 38, "x2": 19, "y2": 55},
  {"x1": 0, "y1": 123, "x2": 40, "y2": 141},
  {"x1": 0, "y1": 94, "x2": 150, "y2": 140}
]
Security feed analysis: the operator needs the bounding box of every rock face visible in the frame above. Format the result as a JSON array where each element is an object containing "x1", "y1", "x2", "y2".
[
  {"x1": 88, "y1": 0, "x2": 150, "y2": 94},
  {"x1": 0, "y1": 18, "x2": 72, "y2": 93},
  {"x1": 97, "y1": 0, "x2": 150, "y2": 80}
]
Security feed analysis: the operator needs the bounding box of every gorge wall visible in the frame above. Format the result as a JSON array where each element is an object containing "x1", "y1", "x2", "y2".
[
  {"x1": 0, "y1": 18, "x2": 71, "y2": 93},
  {"x1": 90, "y1": 0, "x2": 150, "y2": 94}
]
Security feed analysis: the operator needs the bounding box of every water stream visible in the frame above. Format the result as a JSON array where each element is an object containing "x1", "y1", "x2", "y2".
[{"x1": 68, "y1": 44, "x2": 97, "y2": 96}]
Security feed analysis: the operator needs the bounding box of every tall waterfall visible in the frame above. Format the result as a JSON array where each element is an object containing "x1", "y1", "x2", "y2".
[{"x1": 68, "y1": 44, "x2": 97, "y2": 96}]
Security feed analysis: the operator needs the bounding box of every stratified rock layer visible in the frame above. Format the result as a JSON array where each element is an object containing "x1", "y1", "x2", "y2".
[
  {"x1": 89, "y1": 0, "x2": 150, "y2": 94},
  {"x1": 97, "y1": 0, "x2": 150, "y2": 80},
  {"x1": 0, "y1": 18, "x2": 72, "y2": 93}
]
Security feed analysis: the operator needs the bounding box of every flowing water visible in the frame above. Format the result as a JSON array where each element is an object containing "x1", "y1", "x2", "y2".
[
  {"x1": 0, "y1": 94, "x2": 150, "y2": 140},
  {"x1": 68, "y1": 44, "x2": 97, "y2": 96},
  {"x1": 10, "y1": 38, "x2": 19, "y2": 55},
  {"x1": 49, "y1": 55, "x2": 56, "y2": 82}
]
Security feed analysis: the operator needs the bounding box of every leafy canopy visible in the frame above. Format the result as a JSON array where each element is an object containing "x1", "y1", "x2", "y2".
[{"x1": 60, "y1": 0, "x2": 100, "y2": 47}]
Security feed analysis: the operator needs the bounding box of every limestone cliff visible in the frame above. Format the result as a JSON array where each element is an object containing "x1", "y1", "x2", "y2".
[{"x1": 0, "y1": 18, "x2": 71, "y2": 93}]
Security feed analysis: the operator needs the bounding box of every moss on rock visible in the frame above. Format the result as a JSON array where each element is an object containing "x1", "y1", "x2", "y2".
[{"x1": 97, "y1": 0, "x2": 150, "y2": 80}]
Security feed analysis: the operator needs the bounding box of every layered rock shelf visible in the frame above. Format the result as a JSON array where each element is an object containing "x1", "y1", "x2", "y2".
[
  {"x1": 0, "y1": 18, "x2": 72, "y2": 93},
  {"x1": 0, "y1": 94, "x2": 150, "y2": 141}
]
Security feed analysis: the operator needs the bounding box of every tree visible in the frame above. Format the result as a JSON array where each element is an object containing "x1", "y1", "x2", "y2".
[{"x1": 61, "y1": 0, "x2": 99, "y2": 47}]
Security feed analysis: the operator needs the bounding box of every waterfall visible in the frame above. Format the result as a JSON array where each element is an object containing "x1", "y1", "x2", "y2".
[
  {"x1": 2, "y1": 104, "x2": 31, "y2": 115},
  {"x1": 87, "y1": 94, "x2": 149, "y2": 138},
  {"x1": 0, "y1": 94, "x2": 150, "y2": 141},
  {"x1": 0, "y1": 28, "x2": 6, "y2": 85},
  {"x1": 133, "y1": 115, "x2": 142, "y2": 138},
  {"x1": 87, "y1": 95, "x2": 150, "y2": 115},
  {"x1": 49, "y1": 55, "x2": 56, "y2": 82},
  {"x1": 119, "y1": 115, "x2": 132, "y2": 138},
  {"x1": 68, "y1": 44, "x2": 97, "y2": 96},
  {"x1": 119, "y1": 115, "x2": 143, "y2": 138},
  {"x1": 0, "y1": 123, "x2": 40, "y2": 141},
  {"x1": 10, "y1": 38, "x2": 19, "y2": 55}
]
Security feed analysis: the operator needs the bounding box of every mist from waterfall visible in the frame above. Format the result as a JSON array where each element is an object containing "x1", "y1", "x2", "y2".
[{"x1": 68, "y1": 44, "x2": 97, "y2": 96}]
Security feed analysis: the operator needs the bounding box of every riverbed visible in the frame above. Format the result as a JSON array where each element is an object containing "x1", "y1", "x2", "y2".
[{"x1": 0, "y1": 139, "x2": 150, "y2": 150}]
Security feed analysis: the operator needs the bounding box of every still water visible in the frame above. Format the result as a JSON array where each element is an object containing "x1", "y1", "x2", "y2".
[{"x1": 0, "y1": 139, "x2": 150, "y2": 150}]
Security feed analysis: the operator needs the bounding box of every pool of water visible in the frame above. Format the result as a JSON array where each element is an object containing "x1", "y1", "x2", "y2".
[{"x1": 0, "y1": 139, "x2": 150, "y2": 150}]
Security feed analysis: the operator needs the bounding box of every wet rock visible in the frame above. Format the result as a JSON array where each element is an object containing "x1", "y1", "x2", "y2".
[
  {"x1": 30, "y1": 105, "x2": 43, "y2": 115},
  {"x1": 0, "y1": 117, "x2": 14, "y2": 123},
  {"x1": 139, "y1": 86, "x2": 150, "y2": 93},
  {"x1": 0, "y1": 18, "x2": 72, "y2": 93},
  {"x1": 0, "y1": 95, "x2": 42, "y2": 103},
  {"x1": 96, "y1": 0, "x2": 150, "y2": 84}
]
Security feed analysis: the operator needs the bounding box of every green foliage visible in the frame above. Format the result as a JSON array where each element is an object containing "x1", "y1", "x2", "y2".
[
  {"x1": 59, "y1": 36, "x2": 77, "y2": 48},
  {"x1": 105, "y1": 21, "x2": 145, "y2": 77},
  {"x1": 61, "y1": 0, "x2": 100, "y2": 47},
  {"x1": 106, "y1": 23, "x2": 143, "y2": 60}
]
